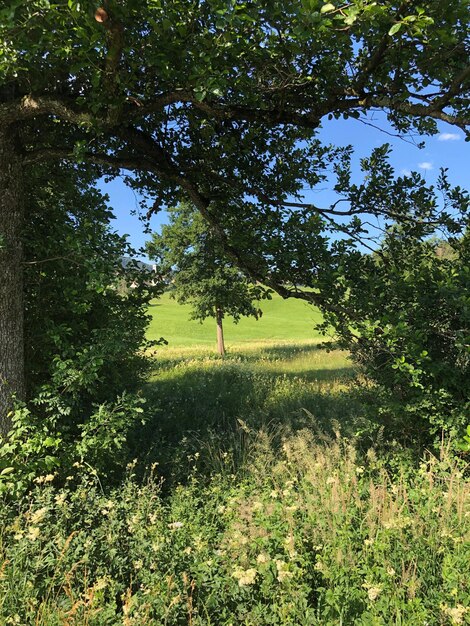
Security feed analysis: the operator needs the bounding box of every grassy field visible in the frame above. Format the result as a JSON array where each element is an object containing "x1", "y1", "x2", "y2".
[
  {"x1": 1, "y1": 301, "x2": 469, "y2": 625},
  {"x1": 146, "y1": 291, "x2": 325, "y2": 347}
]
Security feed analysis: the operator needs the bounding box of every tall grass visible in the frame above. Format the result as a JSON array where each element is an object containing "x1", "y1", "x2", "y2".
[{"x1": 1, "y1": 432, "x2": 468, "y2": 625}]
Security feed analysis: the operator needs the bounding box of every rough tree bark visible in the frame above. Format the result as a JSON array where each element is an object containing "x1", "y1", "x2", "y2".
[
  {"x1": 216, "y1": 307, "x2": 225, "y2": 357},
  {"x1": 0, "y1": 124, "x2": 24, "y2": 435}
]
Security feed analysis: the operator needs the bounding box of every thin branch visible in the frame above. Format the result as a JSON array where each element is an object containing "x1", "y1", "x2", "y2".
[{"x1": 23, "y1": 255, "x2": 84, "y2": 266}]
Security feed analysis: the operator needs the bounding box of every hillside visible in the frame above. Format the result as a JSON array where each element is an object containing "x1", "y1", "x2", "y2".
[{"x1": 146, "y1": 291, "x2": 325, "y2": 347}]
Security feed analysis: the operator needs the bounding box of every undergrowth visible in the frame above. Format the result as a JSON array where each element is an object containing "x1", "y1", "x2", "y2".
[{"x1": 0, "y1": 343, "x2": 468, "y2": 625}]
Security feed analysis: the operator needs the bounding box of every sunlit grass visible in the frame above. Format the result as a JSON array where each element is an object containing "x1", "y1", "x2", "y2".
[{"x1": 146, "y1": 291, "x2": 325, "y2": 346}]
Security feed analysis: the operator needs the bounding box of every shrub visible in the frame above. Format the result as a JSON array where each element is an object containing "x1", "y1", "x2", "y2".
[
  {"x1": 0, "y1": 431, "x2": 468, "y2": 625},
  {"x1": 0, "y1": 163, "x2": 161, "y2": 494},
  {"x1": 321, "y1": 228, "x2": 470, "y2": 443}
]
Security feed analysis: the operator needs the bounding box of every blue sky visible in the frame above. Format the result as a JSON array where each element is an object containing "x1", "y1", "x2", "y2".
[{"x1": 104, "y1": 113, "x2": 469, "y2": 260}]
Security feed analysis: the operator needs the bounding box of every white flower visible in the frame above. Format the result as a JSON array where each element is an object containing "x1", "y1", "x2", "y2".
[
  {"x1": 30, "y1": 507, "x2": 48, "y2": 525},
  {"x1": 168, "y1": 521, "x2": 184, "y2": 530},
  {"x1": 367, "y1": 586, "x2": 381, "y2": 601},
  {"x1": 232, "y1": 568, "x2": 257, "y2": 586},
  {"x1": 362, "y1": 583, "x2": 382, "y2": 601},
  {"x1": 54, "y1": 493, "x2": 67, "y2": 506},
  {"x1": 27, "y1": 526, "x2": 41, "y2": 541},
  {"x1": 442, "y1": 604, "x2": 468, "y2": 625}
]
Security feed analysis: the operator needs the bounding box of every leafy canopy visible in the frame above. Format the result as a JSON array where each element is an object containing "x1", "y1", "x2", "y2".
[{"x1": 1, "y1": 0, "x2": 468, "y2": 308}]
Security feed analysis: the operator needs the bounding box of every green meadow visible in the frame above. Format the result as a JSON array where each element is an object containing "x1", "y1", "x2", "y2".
[{"x1": 146, "y1": 291, "x2": 325, "y2": 347}]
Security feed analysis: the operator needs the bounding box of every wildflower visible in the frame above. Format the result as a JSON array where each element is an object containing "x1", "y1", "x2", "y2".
[
  {"x1": 33, "y1": 474, "x2": 52, "y2": 484},
  {"x1": 441, "y1": 604, "x2": 468, "y2": 625},
  {"x1": 363, "y1": 583, "x2": 382, "y2": 601},
  {"x1": 94, "y1": 578, "x2": 108, "y2": 591},
  {"x1": 368, "y1": 586, "x2": 382, "y2": 601},
  {"x1": 364, "y1": 538, "x2": 374, "y2": 546},
  {"x1": 256, "y1": 553, "x2": 269, "y2": 564},
  {"x1": 382, "y1": 516, "x2": 411, "y2": 530},
  {"x1": 232, "y1": 567, "x2": 257, "y2": 586},
  {"x1": 387, "y1": 567, "x2": 396, "y2": 576},
  {"x1": 27, "y1": 526, "x2": 41, "y2": 541},
  {"x1": 277, "y1": 569, "x2": 293, "y2": 582},
  {"x1": 275, "y1": 560, "x2": 293, "y2": 583},
  {"x1": 168, "y1": 521, "x2": 184, "y2": 530},
  {"x1": 270, "y1": 490, "x2": 278, "y2": 498},
  {"x1": 355, "y1": 466, "x2": 365, "y2": 474},
  {"x1": 30, "y1": 507, "x2": 48, "y2": 525},
  {"x1": 54, "y1": 493, "x2": 67, "y2": 506}
]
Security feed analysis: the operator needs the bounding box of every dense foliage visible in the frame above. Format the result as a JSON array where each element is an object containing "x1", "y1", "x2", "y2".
[
  {"x1": 315, "y1": 171, "x2": 469, "y2": 441},
  {"x1": 2, "y1": 445, "x2": 467, "y2": 626},
  {"x1": 0, "y1": 164, "x2": 161, "y2": 493},
  {"x1": 24, "y1": 164, "x2": 155, "y2": 402},
  {"x1": 1, "y1": 0, "x2": 469, "y2": 427}
]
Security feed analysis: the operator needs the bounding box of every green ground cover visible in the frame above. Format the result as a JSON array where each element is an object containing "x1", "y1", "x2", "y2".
[
  {"x1": 1, "y1": 319, "x2": 469, "y2": 624},
  {"x1": 146, "y1": 291, "x2": 325, "y2": 347}
]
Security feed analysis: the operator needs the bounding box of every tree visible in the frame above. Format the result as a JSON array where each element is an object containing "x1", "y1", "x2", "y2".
[
  {"x1": 147, "y1": 203, "x2": 271, "y2": 355},
  {"x1": 23, "y1": 162, "x2": 158, "y2": 406},
  {"x1": 0, "y1": 0, "x2": 469, "y2": 426}
]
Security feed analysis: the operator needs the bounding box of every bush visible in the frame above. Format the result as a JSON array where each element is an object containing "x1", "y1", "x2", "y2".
[
  {"x1": 0, "y1": 431, "x2": 468, "y2": 625},
  {"x1": 321, "y1": 228, "x2": 470, "y2": 444},
  {"x1": 0, "y1": 164, "x2": 161, "y2": 494}
]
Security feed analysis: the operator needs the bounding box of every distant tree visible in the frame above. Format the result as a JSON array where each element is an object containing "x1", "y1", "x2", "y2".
[{"x1": 146, "y1": 204, "x2": 271, "y2": 355}]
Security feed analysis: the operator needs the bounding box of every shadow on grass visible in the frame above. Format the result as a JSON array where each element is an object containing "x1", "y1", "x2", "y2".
[{"x1": 128, "y1": 357, "x2": 363, "y2": 489}]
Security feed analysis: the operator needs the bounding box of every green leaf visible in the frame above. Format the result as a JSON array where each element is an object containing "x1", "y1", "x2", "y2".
[
  {"x1": 320, "y1": 3, "x2": 335, "y2": 14},
  {"x1": 388, "y1": 23, "x2": 402, "y2": 35}
]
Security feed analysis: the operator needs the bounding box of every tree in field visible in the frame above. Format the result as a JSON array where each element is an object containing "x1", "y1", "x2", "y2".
[
  {"x1": 0, "y1": 0, "x2": 469, "y2": 429},
  {"x1": 146, "y1": 204, "x2": 271, "y2": 355}
]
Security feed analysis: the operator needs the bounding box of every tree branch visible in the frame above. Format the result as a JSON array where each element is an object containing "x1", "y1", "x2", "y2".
[{"x1": 0, "y1": 96, "x2": 94, "y2": 126}]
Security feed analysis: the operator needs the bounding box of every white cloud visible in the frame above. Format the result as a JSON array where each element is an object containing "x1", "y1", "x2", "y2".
[
  {"x1": 418, "y1": 162, "x2": 433, "y2": 171},
  {"x1": 438, "y1": 132, "x2": 461, "y2": 141},
  {"x1": 400, "y1": 168, "x2": 412, "y2": 176}
]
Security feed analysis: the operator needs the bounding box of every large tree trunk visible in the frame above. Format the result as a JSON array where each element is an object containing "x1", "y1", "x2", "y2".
[
  {"x1": 216, "y1": 307, "x2": 225, "y2": 357},
  {"x1": 0, "y1": 125, "x2": 25, "y2": 435}
]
